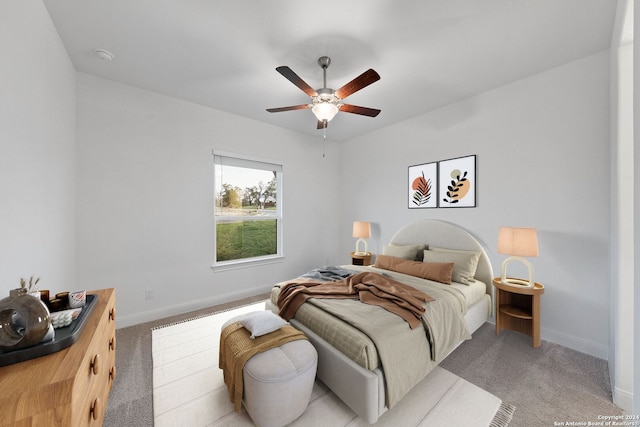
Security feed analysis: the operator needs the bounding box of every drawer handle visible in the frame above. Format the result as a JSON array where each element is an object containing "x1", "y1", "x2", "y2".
[
  {"x1": 90, "y1": 354, "x2": 100, "y2": 375},
  {"x1": 109, "y1": 336, "x2": 116, "y2": 351},
  {"x1": 90, "y1": 397, "x2": 101, "y2": 421},
  {"x1": 109, "y1": 307, "x2": 116, "y2": 321},
  {"x1": 110, "y1": 365, "x2": 117, "y2": 382}
]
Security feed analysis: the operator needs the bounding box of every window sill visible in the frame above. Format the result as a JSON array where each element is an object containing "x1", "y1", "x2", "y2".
[{"x1": 211, "y1": 255, "x2": 284, "y2": 272}]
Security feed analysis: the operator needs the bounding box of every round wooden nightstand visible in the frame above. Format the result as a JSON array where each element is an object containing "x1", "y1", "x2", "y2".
[
  {"x1": 351, "y1": 252, "x2": 372, "y2": 266},
  {"x1": 493, "y1": 278, "x2": 544, "y2": 348}
]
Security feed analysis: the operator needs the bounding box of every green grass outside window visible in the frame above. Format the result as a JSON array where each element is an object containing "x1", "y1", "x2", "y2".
[{"x1": 216, "y1": 220, "x2": 277, "y2": 261}]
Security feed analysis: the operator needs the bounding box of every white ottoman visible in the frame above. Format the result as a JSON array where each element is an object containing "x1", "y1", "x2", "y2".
[{"x1": 243, "y1": 339, "x2": 318, "y2": 427}]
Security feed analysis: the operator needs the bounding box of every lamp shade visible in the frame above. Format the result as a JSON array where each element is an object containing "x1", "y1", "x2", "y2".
[
  {"x1": 312, "y1": 102, "x2": 339, "y2": 122},
  {"x1": 352, "y1": 221, "x2": 371, "y2": 239},
  {"x1": 497, "y1": 227, "x2": 539, "y2": 257}
]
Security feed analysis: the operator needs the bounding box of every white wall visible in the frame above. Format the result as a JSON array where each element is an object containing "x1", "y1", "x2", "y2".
[
  {"x1": 0, "y1": 1, "x2": 76, "y2": 296},
  {"x1": 76, "y1": 74, "x2": 340, "y2": 327},
  {"x1": 634, "y1": 0, "x2": 640, "y2": 417},
  {"x1": 611, "y1": 42, "x2": 635, "y2": 412},
  {"x1": 339, "y1": 52, "x2": 611, "y2": 359},
  {"x1": 610, "y1": 0, "x2": 634, "y2": 410}
]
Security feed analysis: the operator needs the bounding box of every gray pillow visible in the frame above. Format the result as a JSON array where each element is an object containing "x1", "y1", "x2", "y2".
[
  {"x1": 382, "y1": 244, "x2": 426, "y2": 261},
  {"x1": 423, "y1": 247, "x2": 481, "y2": 285}
]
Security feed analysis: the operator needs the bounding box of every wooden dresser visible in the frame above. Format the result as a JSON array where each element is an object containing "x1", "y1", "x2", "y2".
[{"x1": 0, "y1": 288, "x2": 116, "y2": 426}]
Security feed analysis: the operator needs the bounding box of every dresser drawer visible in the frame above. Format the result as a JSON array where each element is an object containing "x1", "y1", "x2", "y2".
[{"x1": 73, "y1": 309, "x2": 115, "y2": 425}]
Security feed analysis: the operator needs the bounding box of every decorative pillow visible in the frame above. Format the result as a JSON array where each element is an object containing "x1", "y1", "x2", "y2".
[
  {"x1": 374, "y1": 254, "x2": 454, "y2": 284},
  {"x1": 382, "y1": 244, "x2": 426, "y2": 261},
  {"x1": 423, "y1": 247, "x2": 481, "y2": 285},
  {"x1": 237, "y1": 311, "x2": 289, "y2": 339}
]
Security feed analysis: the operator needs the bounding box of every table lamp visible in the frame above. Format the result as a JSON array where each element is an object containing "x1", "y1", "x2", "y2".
[
  {"x1": 497, "y1": 226, "x2": 539, "y2": 288},
  {"x1": 353, "y1": 221, "x2": 371, "y2": 256}
]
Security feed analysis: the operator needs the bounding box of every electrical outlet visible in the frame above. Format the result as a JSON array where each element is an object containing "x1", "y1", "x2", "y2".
[{"x1": 145, "y1": 289, "x2": 154, "y2": 300}]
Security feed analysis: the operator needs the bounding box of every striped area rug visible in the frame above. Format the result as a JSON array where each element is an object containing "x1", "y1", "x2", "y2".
[{"x1": 152, "y1": 301, "x2": 514, "y2": 426}]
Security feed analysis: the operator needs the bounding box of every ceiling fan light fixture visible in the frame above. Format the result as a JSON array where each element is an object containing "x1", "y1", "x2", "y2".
[{"x1": 312, "y1": 102, "x2": 339, "y2": 122}]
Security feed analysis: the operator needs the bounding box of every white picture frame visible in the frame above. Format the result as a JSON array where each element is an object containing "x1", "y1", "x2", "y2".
[
  {"x1": 438, "y1": 155, "x2": 476, "y2": 208},
  {"x1": 408, "y1": 162, "x2": 438, "y2": 209}
]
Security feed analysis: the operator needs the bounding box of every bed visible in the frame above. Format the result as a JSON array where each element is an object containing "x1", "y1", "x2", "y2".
[{"x1": 266, "y1": 220, "x2": 494, "y2": 424}]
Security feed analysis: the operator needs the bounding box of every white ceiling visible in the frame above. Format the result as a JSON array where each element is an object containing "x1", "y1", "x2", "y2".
[{"x1": 43, "y1": 0, "x2": 617, "y2": 142}]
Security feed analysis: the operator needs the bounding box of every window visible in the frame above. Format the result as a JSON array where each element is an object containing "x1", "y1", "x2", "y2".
[{"x1": 213, "y1": 152, "x2": 283, "y2": 267}]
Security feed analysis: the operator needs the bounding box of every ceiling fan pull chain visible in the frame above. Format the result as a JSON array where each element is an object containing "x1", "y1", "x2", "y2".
[{"x1": 323, "y1": 125, "x2": 326, "y2": 157}]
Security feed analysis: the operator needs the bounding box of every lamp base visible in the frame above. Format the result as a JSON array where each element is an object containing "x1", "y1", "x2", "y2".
[
  {"x1": 355, "y1": 238, "x2": 369, "y2": 257},
  {"x1": 500, "y1": 277, "x2": 532, "y2": 287},
  {"x1": 501, "y1": 256, "x2": 535, "y2": 288}
]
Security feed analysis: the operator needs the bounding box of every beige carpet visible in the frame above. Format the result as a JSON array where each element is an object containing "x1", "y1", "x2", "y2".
[{"x1": 152, "y1": 302, "x2": 514, "y2": 427}]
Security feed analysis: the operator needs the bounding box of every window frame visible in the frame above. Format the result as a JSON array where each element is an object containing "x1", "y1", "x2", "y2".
[{"x1": 212, "y1": 151, "x2": 283, "y2": 270}]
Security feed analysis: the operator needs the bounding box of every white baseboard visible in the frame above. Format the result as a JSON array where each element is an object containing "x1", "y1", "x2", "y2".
[
  {"x1": 614, "y1": 386, "x2": 633, "y2": 412},
  {"x1": 114, "y1": 284, "x2": 272, "y2": 329},
  {"x1": 540, "y1": 326, "x2": 608, "y2": 360},
  {"x1": 485, "y1": 319, "x2": 608, "y2": 360}
]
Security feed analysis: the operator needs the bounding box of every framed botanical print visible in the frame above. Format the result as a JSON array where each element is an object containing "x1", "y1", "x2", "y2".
[
  {"x1": 438, "y1": 155, "x2": 476, "y2": 208},
  {"x1": 408, "y1": 162, "x2": 437, "y2": 208}
]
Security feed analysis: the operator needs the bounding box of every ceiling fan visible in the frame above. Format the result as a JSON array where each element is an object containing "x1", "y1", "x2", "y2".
[{"x1": 266, "y1": 56, "x2": 381, "y2": 129}]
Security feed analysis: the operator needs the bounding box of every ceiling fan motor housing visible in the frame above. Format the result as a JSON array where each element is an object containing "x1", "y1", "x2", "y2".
[{"x1": 316, "y1": 88, "x2": 337, "y2": 101}]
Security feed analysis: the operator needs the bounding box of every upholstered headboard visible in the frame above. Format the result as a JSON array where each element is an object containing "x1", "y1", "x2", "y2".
[{"x1": 388, "y1": 220, "x2": 494, "y2": 297}]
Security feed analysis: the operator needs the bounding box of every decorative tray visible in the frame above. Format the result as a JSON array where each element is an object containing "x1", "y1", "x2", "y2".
[{"x1": 0, "y1": 294, "x2": 98, "y2": 367}]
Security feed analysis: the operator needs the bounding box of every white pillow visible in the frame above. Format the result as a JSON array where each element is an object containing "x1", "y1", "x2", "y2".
[
  {"x1": 382, "y1": 244, "x2": 426, "y2": 260},
  {"x1": 221, "y1": 311, "x2": 257, "y2": 330},
  {"x1": 423, "y1": 247, "x2": 481, "y2": 285},
  {"x1": 238, "y1": 311, "x2": 289, "y2": 339}
]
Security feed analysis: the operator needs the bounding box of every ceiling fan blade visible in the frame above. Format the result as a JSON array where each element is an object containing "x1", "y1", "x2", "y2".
[
  {"x1": 276, "y1": 66, "x2": 317, "y2": 97},
  {"x1": 340, "y1": 104, "x2": 381, "y2": 117},
  {"x1": 335, "y1": 69, "x2": 380, "y2": 99},
  {"x1": 317, "y1": 120, "x2": 329, "y2": 130},
  {"x1": 266, "y1": 104, "x2": 310, "y2": 113}
]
